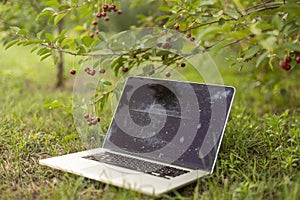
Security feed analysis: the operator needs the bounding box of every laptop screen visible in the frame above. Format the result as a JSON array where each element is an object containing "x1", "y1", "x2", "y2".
[{"x1": 103, "y1": 76, "x2": 235, "y2": 172}]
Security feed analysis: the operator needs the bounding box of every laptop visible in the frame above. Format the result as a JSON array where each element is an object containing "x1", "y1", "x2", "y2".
[{"x1": 39, "y1": 76, "x2": 235, "y2": 196}]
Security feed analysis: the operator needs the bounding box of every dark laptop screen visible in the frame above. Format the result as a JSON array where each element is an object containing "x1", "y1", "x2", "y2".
[{"x1": 103, "y1": 76, "x2": 235, "y2": 172}]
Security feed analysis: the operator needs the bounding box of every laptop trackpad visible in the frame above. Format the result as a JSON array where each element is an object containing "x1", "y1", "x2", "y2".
[{"x1": 81, "y1": 163, "x2": 142, "y2": 181}]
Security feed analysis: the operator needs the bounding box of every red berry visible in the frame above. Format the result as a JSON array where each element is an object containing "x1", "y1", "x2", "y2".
[
  {"x1": 163, "y1": 43, "x2": 172, "y2": 49},
  {"x1": 87, "y1": 121, "x2": 92, "y2": 126},
  {"x1": 84, "y1": 67, "x2": 90, "y2": 72},
  {"x1": 285, "y1": 56, "x2": 292, "y2": 63},
  {"x1": 91, "y1": 118, "x2": 98, "y2": 125},
  {"x1": 148, "y1": 70, "x2": 155, "y2": 75},
  {"x1": 180, "y1": 63, "x2": 186, "y2": 68},
  {"x1": 295, "y1": 51, "x2": 300, "y2": 57},
  {"x1": 284, "y1": 64, "x2": 291, "y2": 71},
  {"x1": 186, "y1": 33, "x2": 192, "y2": 38},
  {"x1": 117, "y1": 9, "x2": 122, "y2": 15},
  {"x1": 165, "y1": 72, "x2": 171, "y2": 77},
  {"x1": 96, "y1": 12, "x2": 101, "y2": 18},
  {"x1": 173, "y1": 24, "x2": 179, "y2": 30},
  {"x1": 89, "y1": 69, "x2": 96, "y2": 75},
  {"x1": 296, "y1": 56, "x2": 300, "y2": 64},
  {"x1": 103, "y1": 4, "x2": 109, "y2": 11},
  {"x1": 101, "y1": 12, "x2": 106, "y2": 17},
  {"x1": 89, "y1": 33, "x2": 94, "y2": 38},
  {"x1": 92, "y1": 20, "x2": 98, "y2": 26},
  {"x1": 157, "y1": 43, "x2": 163, "y2": 47},
  {"x1": 70, "y1": 69, "x2": 76, "y2": 75},
  {"x1": 190, "y1": 37, "x2": 195, "y2": 42},
  {"x1": 95, "y1": 30, "x2": 100, "y2": 34},
  {"x1": 104, "y1": 17, "x2": 110, "y2": 21},
  {"x1": 122, "y1": 67, "x2": 129, "y2": 72},
  {"x1": 110, "y1": 4, "x2": 116, "y2": 10},
  {"x1": 279, "y1": 60, "x2": 287, "y2": 68},
  {"x1": 84, "y1": 114, "x2": 89, "y2": 119},
  {"x1": 99, "y1": 68, "x2": 105, "y2": 73}
]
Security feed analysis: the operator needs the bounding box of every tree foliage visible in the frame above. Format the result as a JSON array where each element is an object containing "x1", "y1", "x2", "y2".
[
  {"x1": 1, "y1": 0, "x2": 300, "y2": 85},
  {"x1": 1, "y1": 0, "x2": 300, "y2": 68}
]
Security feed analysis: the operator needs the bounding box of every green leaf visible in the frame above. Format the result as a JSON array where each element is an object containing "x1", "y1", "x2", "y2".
[
  {"x1": 40, "y1": 53, "x2": 52, "y2": 61},
  {"x1": 272, "y1": 14, "x2": 283, "y2": 30},
  {"x1": 158, "y1": 6, "x2": 171, "y2": 12},
  {"x1": 154, "y1": 15, "x2": 170, "y2": 23},
  {"x1": 44, "y1": 100, "x2": 64, "y2": 109},
  {"x1": 198, "y1": 0, "x2": 214, "y2": 6},
  {"x1": 76, "y1": 46, "x2": 86, "y2": 54},
  {"x1": 209, "y1": 39, "x2": 233, "y2": 55},
  {"x1": 142, "y1": 64, "x2": 154, "y2": 74},
  {"x1": 101, "y1": 80, "x2": 112, "y2": 86},
  {"x1": 73, "y1": 25, "x2": 85, "y2": 31},
  {"x1": 30, "y1": 46, "x2": 38, "y2": 53},
  {"x1": 17, "y1": 29, "x2": 28, "y2": 36},
  {"x1": 37, "y1": 48, "x2": 51, "y2": 56},
  {"x1": 197, "y1": 26, "x2": 223, "y2": 40},
  {"x1": 260, "y1": 36, "x2": 276, "y2": 51},
  {"x1": 286, "y1": 42, "x2": 300, "y2": 52},
  {"x1": 256, "y1": 51, "x2": 268, "y2": 68},
  {"x1": 81, "y1": 36, "x2": 92, "y2": 47},
  {"x1": 97, "y1": 32, "x2": 107, "y2": 42},
  {"x1": 10, "y1": 26, "x2": 20, "y2": 33},
  {"x1": 37, "y1": 31, "x2": 45, "y2": 39},
  {"x1": 36, "y1": 7, "x2": 55, "y2": 21},
  {"x1": 41, "y1": 7, "x2": 55, "y2": 12},
  {"x1": 45, "y1": 0, "x2": 60, "y2": 7},
  {"x1": 243, "y1": 46, "x2": 260, "y2": 60},
  {"x1": 85, "y1": 83, "x2": 97, "y2": 90},
  {"x1": 54, "y1": 12, "x2": 67, "y2": 25},
  {"x1": 4, "y1": 40, "x2": 19, "y2": 50},
  {"x1": 45, "y1": 33, "x2": 53, "y2": 42},
  {"x1": 63, "y1": 134, "x2": 78, "y2": 142},
  {"x1": 23, "y1": 40, "x2": 43, "y2": 46}
]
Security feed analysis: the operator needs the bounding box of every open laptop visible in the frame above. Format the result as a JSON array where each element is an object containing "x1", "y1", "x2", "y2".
[{"x1": 39, "y1": 76, "x2": 235, "y2": 196}]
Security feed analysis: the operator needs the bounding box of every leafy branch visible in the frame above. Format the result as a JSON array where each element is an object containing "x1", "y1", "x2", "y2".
[{"x1": 182, "y1": 1, "x2": 300, "y2": 32}]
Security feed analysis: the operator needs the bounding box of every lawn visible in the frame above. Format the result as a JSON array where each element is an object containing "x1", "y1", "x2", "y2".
[{"x1": 0, "y1": 45, "x2": 300, "y2": 200}]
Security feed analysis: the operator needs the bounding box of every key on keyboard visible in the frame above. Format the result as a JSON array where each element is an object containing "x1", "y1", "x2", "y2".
[{"x1": 83, "y1": 151, "x2": 189, "y2": 179}]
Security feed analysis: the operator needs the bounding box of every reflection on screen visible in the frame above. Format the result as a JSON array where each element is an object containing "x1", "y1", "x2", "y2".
[{"x1": 103, "y1": 77, "x2": 235, "y2": 171}]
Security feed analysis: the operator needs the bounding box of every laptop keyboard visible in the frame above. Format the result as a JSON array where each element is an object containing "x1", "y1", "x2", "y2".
[{"x1": 83, "y1": 151, "x2": 190, "y2": 179}]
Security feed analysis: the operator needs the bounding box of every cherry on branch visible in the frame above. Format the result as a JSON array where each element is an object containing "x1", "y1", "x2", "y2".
[
  {"x1": 70, "y1": 69, "x2": 76, "y2": 75},
  {"x1": 96, "y1": 12, "x2": 101, "y2": 18},
  {"x1": 122, "y1": 67, "x2": 129, "y2": 72},
  {"x1": 99, "y1": 68, "x2": 106, "y2": 73},
  {"x1": 92, "y1": 21, "x2": 98, "y2": 26}
]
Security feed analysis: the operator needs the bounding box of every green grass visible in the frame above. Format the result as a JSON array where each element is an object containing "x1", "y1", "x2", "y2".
[{"x1": 0, "y1": 45, "x2": 300, "y2": 200}]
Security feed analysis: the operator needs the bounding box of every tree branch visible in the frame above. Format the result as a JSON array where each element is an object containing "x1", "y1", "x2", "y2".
[{"x1": 182, "y1": 1, "x2": 300, "y2": 32}]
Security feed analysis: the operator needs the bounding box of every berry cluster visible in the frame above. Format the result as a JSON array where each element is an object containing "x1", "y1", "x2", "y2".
[
  {"x1": 186, "y1": 33, "x2": 195, "y2": 42},
  {"x1": 84, "y1": 67, "x2": 96, "y2": 76},
  {"x1": 172, "y1": 24, "x2": 196, "y2": 42},
  {"x1": 84, "y1": 114, "x2": 100, "y2": 126},
  {"x1": 279, "y1": 51, "x2": 300, "y2": 71},
  {"x1": 157, "y1": 42, "x2": 172, "y2": 49},
  {"x1": 90, "y1": 4, "x2": 122, "y2": 38}
]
